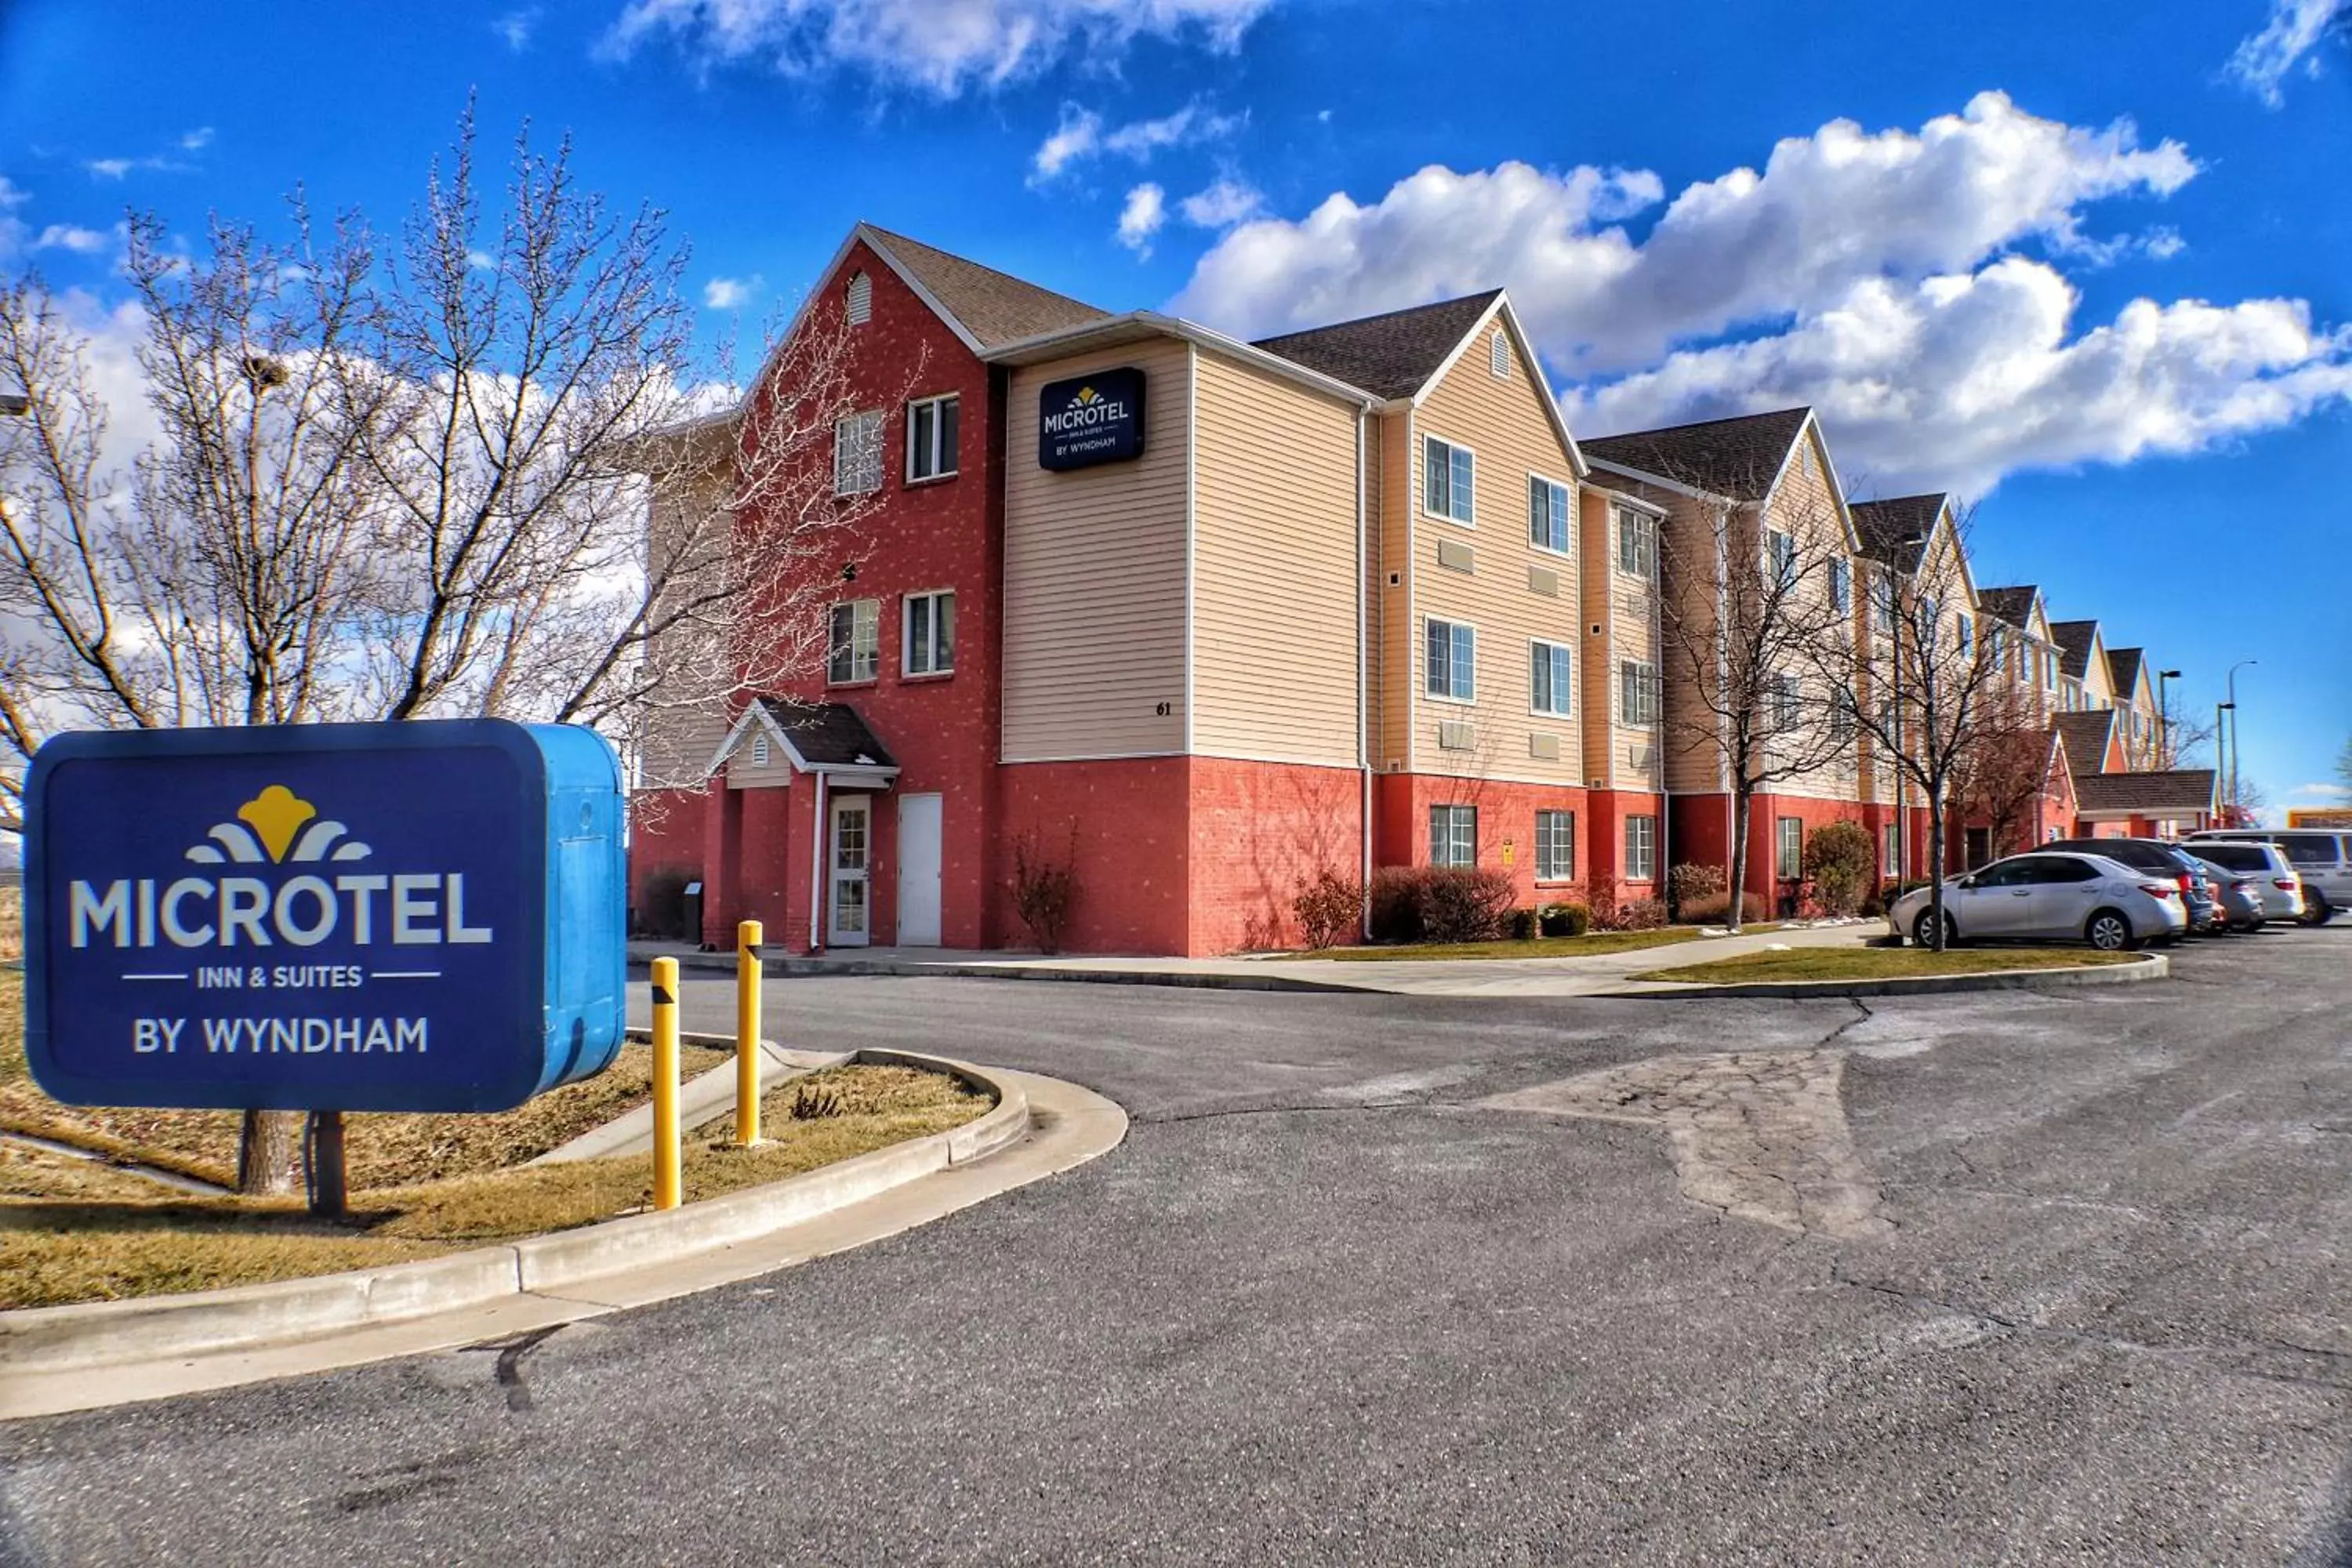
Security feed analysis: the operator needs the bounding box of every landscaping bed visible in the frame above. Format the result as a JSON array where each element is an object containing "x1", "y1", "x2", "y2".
[
  {"x1": 1631, "y1": 946, "x2": 2141, "y2": 985},
  {"x1": 1305, "y1": 927, "x2": 1727, "y2": 962}
]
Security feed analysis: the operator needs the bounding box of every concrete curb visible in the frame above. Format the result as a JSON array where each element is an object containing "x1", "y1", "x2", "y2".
[
  {"x1": 529, "y1": 1033, "x2": 847, "y2": 1166},
  {"x1": 1613, "y1": 950, "x2": 2169, "y2": 1000},
  {"x1": 639, "y1": 949, "x2": 1379, "y2": 995},
  {"x1": 0, "y1": 1048, "x2": 1028, "y2": 1380}
]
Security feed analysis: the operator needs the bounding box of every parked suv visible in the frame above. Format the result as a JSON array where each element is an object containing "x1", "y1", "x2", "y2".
[
  {"x1": 2190, "y1": 830, "x2": 2350, "y2": 925},
  {"x1": 2045, "y1": 838, "x2": 2216, "y2": 934},
  {"x1": 2184, "y1": 840, "x2": 2305, "y2": 924}
]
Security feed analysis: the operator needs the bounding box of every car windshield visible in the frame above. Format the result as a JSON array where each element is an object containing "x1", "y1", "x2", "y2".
[{"x1": 2195, "y1": 844, "x2": 2267, "y2": 871}]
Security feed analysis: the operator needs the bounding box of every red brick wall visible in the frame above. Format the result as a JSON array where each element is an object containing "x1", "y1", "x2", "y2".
[
  {"x1": 1186, "y1": 757, "x2": 1367, "y2": 953},
  {"x1": 1378, "y1": 773, "x2": 1592, "y2": 911},
  {"x1": 629, "y1": 786, "x2": 709, "y2": 925},
  {"x1": 1583, "y1": 789, "x2": 1668, "y2": 906},
  {"x1": 1671, "y1": 790, "x2": 1875, "y2": 902},
  {"x1": 996, "y1": 758, "x2": 1193, "y2": 955}
]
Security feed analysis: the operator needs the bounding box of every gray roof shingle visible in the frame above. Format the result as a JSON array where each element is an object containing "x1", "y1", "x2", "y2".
[
  {"x1": 757, "y1": 699, "x2": 898, "y2": 769},
  {"x1": 2050, "y1": 619, "x2": 2100, "y2": 680},
  {"x1": 1849, "y1": 494, "x2": 1946, "y2": 571},
  {"x1": 863, "y1": 226, "x2": 1110, "y2": 349},
  {"x1": 2055, "y1": 709, "x2": 2118, "y2": 776},
  {"x1": 1580, "y1": 408, "x2": 1813, "y2": 500},
  {"x1": 1975, "y1": 586, "x2": 2040, "y2": 628},
  {"x1": 2072, "y1": 768, "x2": 2216, "y2": 816},
  {"x1": 2106, "y1": 647, "x2": 2147, "y2": 697},
  {"x1": 1251, "y1": 291, "x2": 1504, "y2": 401}
]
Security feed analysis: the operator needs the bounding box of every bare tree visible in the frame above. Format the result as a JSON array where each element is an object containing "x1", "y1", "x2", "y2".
[
  {"x1": 0, "y1": 110, "x2": 884, "y2": 1191},
  {"x1": 1949, "y1": 684, "x2": 2055, "y2": 861},
  {"x1": 1656, "y1": 464, "x2": 1854, "y2": 931}
]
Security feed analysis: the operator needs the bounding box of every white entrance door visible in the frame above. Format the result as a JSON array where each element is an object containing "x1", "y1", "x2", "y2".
[
  {"x1": 897, "y1": 793, "x2": 943, "y2": 946},
  {"x1": 827, "y1": 794, "x2": 872, "y2": 948}
]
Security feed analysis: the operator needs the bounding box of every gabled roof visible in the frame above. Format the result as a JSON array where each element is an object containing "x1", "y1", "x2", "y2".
[
  {"x1": 2055, "y1": 709, "x2": 2118, "y2": 777},
  {"x1": 756, "y1": 698, "x2": 898, "y2": 770},
  {"x1": 1579, "y1": 408, "x2": 1813, "y2": 501},
  {"x1": 860, "y1": 225, "x2": 1109, "y2": 350},
  {"x1": 2050, "y1": 620, "x2": 2100, "y2": 680},
  {"x1": 2073, "y1": 768, "x2": 2217, "y2": 818},
  {"x1": 1974, "y1": 585, "x2": 2041, "y2": 629},
  {"x1": 1252, "y1": 291, "x2": 1504, "y2": 401},
  {"x1": 2107, "y1": 646, "x2": 2147, "y2": 698},
  {"x1": 1849, "y1": 494, "x2": 1947, "y2": 572}
]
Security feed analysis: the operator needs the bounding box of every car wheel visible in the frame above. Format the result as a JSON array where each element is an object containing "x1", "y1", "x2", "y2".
[
  {"x1": 2301, "y1": 896, "x2": 2333, "y2": 927},
  {"x1": 1912, "y1": 910, "x2": 1958, "y2": 949},
  {"x1": 2085, "y1": 910, "x2": 2136, "y2": 952}
]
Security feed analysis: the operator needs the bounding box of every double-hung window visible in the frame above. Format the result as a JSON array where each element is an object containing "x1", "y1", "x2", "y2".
[
  {"x1": 1620, "y1": 660, "x2": 1661, "y2": 726},
  {"x1": 1429, "y1": 804, "x2": 1477, "y2": 868},
  {"x1": 1535, "y1": 810, "x2": 1575, "y2": 882},
  {"x1": 1425, "y1": 617, "x2": 1475, "y2": 702},
  {"x1": 1777, "y1": 817, "x2": 1804, "y2": 880},
  {"x1": 1956, "y1": 614, "x2": 1973, "y2": 657},
  {"x1": 1617, "y1": 508, "x2": 1657, "y2": 579},
  {"x1": 906, "y1": 394, "x2": 959, "y2": 481},
  {"x1": 1530, "y1": 641, "x2": 1573, "y2": 717},
  {"x1": 903, "y1": 590, "x2": 955, "y2": 676},
  {"x1": 1527, "y1": 476, "x2": 1571, "y2": 554},
  {"x1": 1770, "y1": 671, "x2": 1802, "y2": 732},
  {"x1": 828, "y1": 599, "x2": 880, "y2": 684},
  {"x1": 1765, "y1": 528, "x2": 1796, "y2": 588},
  {"x1": 1625, "y1": 815, "x2": 1657, "y2": 881},
  {"x1": 1872, "y1": 569, "x2": 1898, "y2": 626},
  {"x1": 1423, "y1": 436, "x2": 1475, "y2": 524},
  {"x1": 1883, "y1": 822, "x2": 1901, "y2": 879},
  {"x1": 833, "y1": 411, "x2": 884, "y2": 495},
  {"x1": 1829, "y1": 558, "x2": 1851, "y2": 613},
  {"x1": 2043, "y1": 648, "x2": 2057, "y2": 691}
]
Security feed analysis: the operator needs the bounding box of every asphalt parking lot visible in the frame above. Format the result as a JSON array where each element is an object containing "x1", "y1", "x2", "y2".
[{"x1": 5, "y1": 926, "x2": 2351, "y2": 1565}]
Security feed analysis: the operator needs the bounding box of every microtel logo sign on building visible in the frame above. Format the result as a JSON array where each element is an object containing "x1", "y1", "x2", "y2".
[
  {"x1": 24, "y1": 720, "x2": 625, "y2": 1114},
  {"x1": 1038, "y1": 365, "x2": 1146, "y2": 470}
]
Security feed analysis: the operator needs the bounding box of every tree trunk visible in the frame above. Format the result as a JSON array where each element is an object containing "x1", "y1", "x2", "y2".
[
  {"x1": 1726, "y1": 786, "x2": 1752, "y2": 935},
  {"x1": 237, "y1": 1109, "x2": 302, "y2": 1196},
  {"x1": 1926, "y1": 798, "x2": 1949, "y2": 953}
]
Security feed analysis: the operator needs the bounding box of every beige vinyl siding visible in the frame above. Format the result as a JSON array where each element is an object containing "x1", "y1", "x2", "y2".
[
  {"x1": 1407, "y1": 324, "x2": 1585, "y2": 784},
  {"x1": 1609, "y1": 506, "x2": 1663, "y2": 793},
  {"x1": 1653, "y1": 489, "x2": 1730, "y2": 797},
  {"x1": 1754, "y1": 426, "x2": 1860, "y2": 803},
  {"x1": 725, "y1": 720, "x2": 797, "y2": 789},
  {"x1": 1376, "y1": 407, "x2": 1415, "y2": 771},
  {"x1": 637, "y1": 447, "x2": 736, "y2": 789},
  {"x1": 1002, "y1": 339, "x2": 1190, "y2": 760},
  {"x1": 1189, "y1": 349, "x2": 1363, "y2": 767},
  {"x1": 1361, "y1": 416, "x2": 1385, "y2": 766},
  {"x1": 1577, "y1": 488, "x2": 1616, "y2": 784}
]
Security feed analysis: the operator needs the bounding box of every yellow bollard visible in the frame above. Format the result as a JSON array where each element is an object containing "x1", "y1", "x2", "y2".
[
  {"x1": 735, "y1": 920, "x2": 764, "y2": 1147},
  {"x1": 651, "y1": 956, "x2": 682, "y2": 1211}
]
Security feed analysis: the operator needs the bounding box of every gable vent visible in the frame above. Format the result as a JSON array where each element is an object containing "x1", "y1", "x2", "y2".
[
  {"x1": 845, "y1": 271, "x2": 873, "y2": 327},
  {"x1": 752, "y1": 731, "x2": 771, "y2": 768},
  {"x1": 1489, "y1": 329, "x2": 1508, "y2": 379}
]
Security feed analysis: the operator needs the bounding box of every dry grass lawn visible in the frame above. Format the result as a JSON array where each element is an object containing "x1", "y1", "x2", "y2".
[
  {"x1": 2, "y1": 1063, "x2": 989, "y2": 1308},
  {"x1": 1308, "y1": 927, "x2": 1737, "y2": 962},
  {"x1": 1632, "y1": 946, "x2": 2141, "y2": 984},
  {"x1": 0, "y1": 885, "x2": 20, "y2": 963},
  {"x1": 0, "y1": 971, "x2": 728, "y2": 1189}
]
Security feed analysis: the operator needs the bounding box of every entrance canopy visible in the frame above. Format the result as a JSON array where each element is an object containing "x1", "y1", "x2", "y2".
[{"x1": 702, "y1": 699, "x2": 900, "y2": 792}]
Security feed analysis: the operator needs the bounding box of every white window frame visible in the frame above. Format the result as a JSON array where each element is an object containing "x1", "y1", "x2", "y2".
[
  {"x1": 1764, "y1": 528, "x2": 1796, "y2": 588},
  {"x1": 1884, "y1": 822, "x2": 1901, "y2": 878},
  {"x1": 1625, "y1": 815, "x2": 1657, "y2": 882},
  {"x1": 1616, "y1": 506, "x2": 1658, "y2": 580},
  {"x1": 1776, "y1": 816, "x2": 1803, "y2": 881},
  {"x1": 1619, "y1": 659, "x2": 1661, "y2": 726},
  {"x1": 827, "y1": 598, "x2": 880, "y2": 684},
  {"x1": 1770, "y1": 670, "x2": 1802, "y2": 732},
  {"x1": 902, "y1": 589, "x2": 955, "y2": 677},
  {"x1": 1527, "y1": 474, "x2": 1572, "y2": 556},
  {"x1": 1423, "y1": 435, "x2": 1475, "y2": 526},
  {"x1": 1425, "y1": 616, "x2": 1475, "y2": 704},
  {"x1": 1956, "y1": 614, "x2": 1973, "y2": 656},
  {"x1": 905, "y1": 393, "x2": 960, "y2": 483},
  {"x1": 833, "y1": 410, "x2": 884, "y2": 496},
  {"x1": 1535, "y1": 809, "x2": 1575, "y2": 883},
  {"x1": 1829, "y1": 557, "x2": 1851, "y2": 613},
  {"x1": 1529, "y1": 638, "x2": 1573, "y2": 717},
  {"x1": 1429, "y1": 804, "x2": 1478, "y2": 869}
]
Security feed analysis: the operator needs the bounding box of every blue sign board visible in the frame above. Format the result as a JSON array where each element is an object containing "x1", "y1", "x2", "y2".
[
  {"x1": 23, "y1": 719, "x2": 625, "y2": 1114},
  {"x1": 1038, "y1": 365, "x2": 1147, "y2": 471}
]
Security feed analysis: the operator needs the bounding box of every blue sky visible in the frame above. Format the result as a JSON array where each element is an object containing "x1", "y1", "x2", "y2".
[{"x1": 2, "y1": 0, "x2": 2347, "y2": 811}]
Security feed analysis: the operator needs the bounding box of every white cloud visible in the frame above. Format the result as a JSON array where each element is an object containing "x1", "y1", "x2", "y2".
[
  {"x1": 1566, "y1": 258, "x2": 2352, "y2": 495},
  {"x1": 2288, "y1": 782, "x2": 2351, "y2": 800},
  {"x1": 1116, "y1": 183, "x2": 1167, "y2": 256},
  {"x1": 33, "y1": 224, "x2": 108, "y2": 254},
  {"x1": 2227, "y1": 0, "x2": 2348, "y2": 105},
  {"x1": 85, "y1": 158, "x2": 134, "y2": 180},
  {"x1": 1178, "y1": 176, "x2": 1261, "y2": 229},
  {"x1": 180, "y1": 127, "x2": 215, "y2": 152},
  {"x1": 1032, "y1": 107, "x2": 1103, "y2": 182},
  {"x1": 702, "y1": 274, "x2": 764, "y2": 310},
  {"x1": 495, "y1": 9, "x2": 542, "y2": 49},
  {"x1": 603, "y1": 0, "x2": 1276, "y2": 96},
  {"x1": 1029, "y1": 99, "x2": 1243, "y2": 183}
]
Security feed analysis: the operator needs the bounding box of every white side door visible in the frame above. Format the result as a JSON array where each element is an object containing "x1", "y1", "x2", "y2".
[
  {"x1": 827, "y1": 794, "x2": 872, "y2": 949},
  {"x1": 897, "y1": 793, "x2": 943, "y2": 947}
]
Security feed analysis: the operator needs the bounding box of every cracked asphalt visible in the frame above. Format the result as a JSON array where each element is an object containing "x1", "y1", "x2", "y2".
[{"x1": 6, "y1": 927, "x2": 2352, "y2": 1564}]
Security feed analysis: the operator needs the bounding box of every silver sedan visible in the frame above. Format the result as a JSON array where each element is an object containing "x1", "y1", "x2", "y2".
[{"x1": 1891, "y1": 851, "x2": 2190, "y2": 952}]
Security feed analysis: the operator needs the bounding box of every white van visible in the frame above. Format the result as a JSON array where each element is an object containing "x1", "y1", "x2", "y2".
[{"x1": 2189, "y1": 830, "x2": 2351, "y2": 924}]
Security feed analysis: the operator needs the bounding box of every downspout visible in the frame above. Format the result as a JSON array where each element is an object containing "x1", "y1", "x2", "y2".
[
  {"x1": 808, "y1": 769, "x2": 829, "y2": 953},
  {"x1": 1356, "y1": 405, "x2": 1373, "y2": 939}
]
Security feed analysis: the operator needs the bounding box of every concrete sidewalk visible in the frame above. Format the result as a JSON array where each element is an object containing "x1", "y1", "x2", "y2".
[{"x1": 627, "y1": 922, "x2": 1882, "y2": 998}]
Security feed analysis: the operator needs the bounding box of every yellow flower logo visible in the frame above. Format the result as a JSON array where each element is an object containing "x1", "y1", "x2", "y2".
[{"x1": 185, "y1": 786, "x2": 372, "y2": 866}]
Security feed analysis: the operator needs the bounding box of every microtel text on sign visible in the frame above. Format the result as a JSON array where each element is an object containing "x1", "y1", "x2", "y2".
[
  {"x1": 24, "y1": 720, "x2": 625, "y2": 1114},
  {"x1": 1037, "y1": 366, "x2": 1146, "y2": 471}
]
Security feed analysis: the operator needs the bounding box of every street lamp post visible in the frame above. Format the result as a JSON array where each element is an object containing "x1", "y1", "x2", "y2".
[
  {"x1": 0, "y1": 391, "x2": 27, "y2": 417},
  {"x1": 2156, "y1": 669, "x2": 2182, "y2": 768},
  {"x1": 2225, "y1": 659, "x2": 2258, "y2": 820}
]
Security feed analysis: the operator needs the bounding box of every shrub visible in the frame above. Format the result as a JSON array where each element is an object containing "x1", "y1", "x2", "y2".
[
  {"x1": 1616, "y1": 896, "x2": 1668, "y2": 931},
  {"x1": 1539, "y1": 902, "x2": 1591, "y2": 938},
  {"x1": 1581, "y1": 877, "x2": 1623, "y2": 932},
  {"x1": 1010, "y1": 826, "x2": 1081, "y2": 953},
  {"x1": 1507, "y1": 908, "x2": 1538, "y2": 941},
  {"x1": 1292, "y1": 868, "x2": 1365, "y2": 950},
  {"x1": 1682, "y1": 890, "x2": 1769, "y2": 926},
  {"x1": 1369, "y1": 866, "x2": 1515, "y2": 944},
  {"x1": 1802, "y1": 822, "x2": 1877, "y2": 916},
  {"x1": 1665, "y1": 862, "x2": 1725, "y2": 923}
]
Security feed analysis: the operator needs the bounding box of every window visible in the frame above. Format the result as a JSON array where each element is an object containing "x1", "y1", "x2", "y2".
[
  {"x1": 1423, "y1": 436, "x2": 1475, "y2": 524},
  {"x1": 833, "y1": 411, "x2": 884, "y2": 495},
  {"x1": 1615, "y1": 507, "x2": 1657, "y2": 579},
  {"x1": 1430, "y1": 804, "x2": 1477, "y2": 868},
  {"x1": 906, "y1": 394, "x2": 959, "y2": 481},
  {"x1": 1765, "y1": 528, "x2": 1796, "y2": 587},
  {"x1": 1777, "y1": 817, "x2": 1803, "y2": 880},
  {"x1": 1871, "y1": 568, "x2": 1898, "y2": 623},
  {"x1": 827, "y1": 599, "x2": 880, "y2": 684},
  {"x1": 1956, "y1": 614, "x2": 1973, "y2": 656},
  {"x1": 1536, "y1": 810, "x2": 1575, "y2": 881},
  {"x1": 1829, "y1": 558, "x2": 1851, "y2": 612},
  {"x1": 1527, "y1": 476, "x2": 1571, "y2": 554},
  {"x1": 1770, "y1": 671, "x2": 1802, "y2": 732},
  {"x1": 844, "y1": 271, "x2": 871, "y2": 326},
  {"x1": 1620, "y1": 660, "x2": 1661, "y2": 726},
  {"x1": 2043, "y1": 648, "x2": 2057, "y2": 691},
  {"x1": 1425, "y1": 618, "x2": 1475, "y2": 702},
  {"x1": 1883, "y1": 822, "x2": 1901, "y2": 877},
  {"x1": 1625, "y1": 815, "x2": 1657, "y2": 881},
  {"x1": 1530, "y1": 641, "x2": 1573, "y2": 717},
  {"x1": 1829, "y1": 699, "x2": 1856, "y2": 743},
  {"x1": 903, "y1": 590, "x2": 955, "y2": 676},
  {"x1": 1490, "y1": 328, "x2": 1509, "y2": 379}
]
